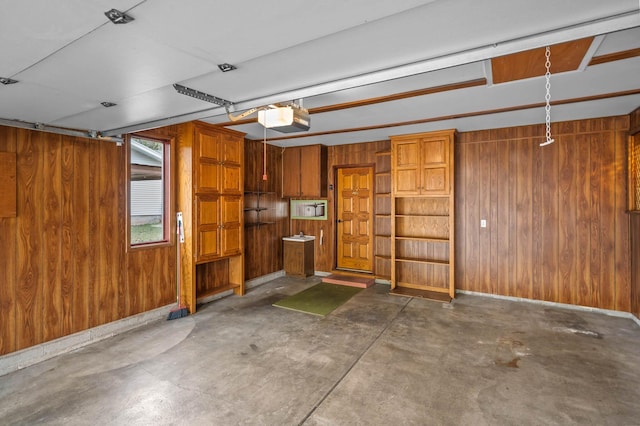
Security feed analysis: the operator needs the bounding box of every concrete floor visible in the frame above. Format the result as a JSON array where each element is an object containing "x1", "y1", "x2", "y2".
[{"x1": 1, "y1": 276, "x2": 640, "y2": 425}]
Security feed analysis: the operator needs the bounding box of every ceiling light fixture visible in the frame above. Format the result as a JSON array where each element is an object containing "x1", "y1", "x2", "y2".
[
  {"x1": 257, "y1": 102, "x2": 310, "y2": 133},
  {"x1": 0, "y1": 77, "x2": 19, "y2": 85},
  {"x1": 104, "y1": 8, "x2": 134, "y2": 24},
  {"x1": 101, "y1": 101, "x2": 117, "y2": 107},
  {"x1": 217, "y1": 63, "x2": 237, "y2": 72},
  {"x1": 173, "y1": 83, "x2": 232, "y2": 107}
]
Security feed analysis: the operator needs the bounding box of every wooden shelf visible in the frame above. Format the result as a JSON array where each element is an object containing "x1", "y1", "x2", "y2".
[
  {"x1": 197, "y1": 283, "x2": 242, "y2": 300},
  {"x1": 395, "y1": 236, "x2": 449, "y2": 243},
  {"x1": 395, "y1": 214, "x2": 449, "y2": 218},
  {"x1": 395, "y1": 257, "x2": 449, "y2": 265}
]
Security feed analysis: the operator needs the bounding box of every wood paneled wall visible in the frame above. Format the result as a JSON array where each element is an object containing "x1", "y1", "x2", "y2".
[
  {"x1": 243, "y1": 139, "x2": 289, "y2": 280},
  {"x1": 0, "y1": 125, "x2": 177, "y2": 356},
  {"x1": 308, "y1": 140, "x2": 390, "y2": 272},
  {"x1": 456, "y1": 117, "x2": 631, "y2": 311}
]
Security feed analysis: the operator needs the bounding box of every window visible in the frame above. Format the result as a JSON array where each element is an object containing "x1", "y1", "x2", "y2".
[{"x1": 129, "y1": 135, "x2": 171, "y2": 246}]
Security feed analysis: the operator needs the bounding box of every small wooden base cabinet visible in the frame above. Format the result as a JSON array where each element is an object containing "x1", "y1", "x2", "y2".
[
  {"x1": 390, "y1": 130, "x2": 455, "y2": 298},
  {"x1": 283, "y1": 238, "x2": 315, "y2": 278},
  {"x1": 177, "y1": 121, "x2": 245, "y2": 313}
]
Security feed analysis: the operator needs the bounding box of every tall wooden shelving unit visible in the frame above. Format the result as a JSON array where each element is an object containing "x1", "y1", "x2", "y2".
[
  {"x1": 177, "y1": 121, "x2": 245, "y2": 313},
  {"x1": 390, "y1": 130, "x2": 455, "y2": 299},
  {"x1": 374, "y1": 150, "x2": 392, "y2": 280}
]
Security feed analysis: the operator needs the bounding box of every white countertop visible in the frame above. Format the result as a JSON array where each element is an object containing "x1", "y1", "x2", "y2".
[{"x1": 282, "y1": 235, "x2": 316, "y2": 242}]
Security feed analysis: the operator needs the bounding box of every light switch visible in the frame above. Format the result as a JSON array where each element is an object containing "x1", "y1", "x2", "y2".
[{"x1": 480, "y1": 219, "x2": 487, "y2": 228}]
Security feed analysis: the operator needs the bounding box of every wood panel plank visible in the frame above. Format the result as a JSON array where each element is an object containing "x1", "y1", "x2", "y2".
[
  {"x1": 589, "y1": 133, "x2": 603, "y2": 308},
  {"x1": 598, "y1": 131, "x2": 616, "y2": 310},
  {"x1": 15, "y1": 129, "x2": 44, "y2": 350},
  {"x1": 0, "y1": 126, "x2": 17, "y2": 355},
  {"x1": 478, "y1": 141, "x2": 493, "y2": 294},
  {"x1": 558, "y1": 134, "x2": 577, "y2": 305},
  {"x1": 575, "y1": 133, "x2": 591, "y2": 307},
  {"x1": 495, "y1": 136, "x2": 512, "y2": 296},
  {"x1": 72, "y1": 138, "x2": 90, "y2": 333},
  {"x1": 97, "y1": 143, "x2": 119, "y2": 324},
  {"x1": 454, "y1": 142, "x2": 467, "y2": 289},
  {"x1": 60, "y1": 138, "x2": 75, "y2": 335},
  {"x1": 88, "y1": 141, "x2": 99, "y2": 327},
  {"x1": 539, "y1": 134, "x2": 559, "y2": 303},
  {"x1": 614, "y1": 126, "x2": 631, "y2": 312},
  {"x1": 463, "y1": 143, "x2": 480, "y2": 291},
  {"x1": 515, "y1": 135, "x2": 534, "y2": 299},
  {"x1": 43, "y1": 134, "x2": 63, "y2": 341}
]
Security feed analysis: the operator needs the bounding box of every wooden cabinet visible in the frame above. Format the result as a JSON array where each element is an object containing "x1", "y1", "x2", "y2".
[
  {"x1": 282, "y1": 144, "x2": 327, "y2": 197},
  {"x1": 392, "y1": 131, "x2": 452, "y2": 196},
  {"x1": 177, "y1": 122, "x2": 245, "y2": 313},
  {"x1": 283, "y1": 239, "x2": 315, "y2": 277},
  {"x1": 391, "y1": 130, "x2": 455, "y2": 298}
]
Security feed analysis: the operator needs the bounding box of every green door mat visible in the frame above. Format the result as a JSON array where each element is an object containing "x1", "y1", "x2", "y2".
[{"x1": 273, "y1": 283, "x2": 363, "y2": 316}]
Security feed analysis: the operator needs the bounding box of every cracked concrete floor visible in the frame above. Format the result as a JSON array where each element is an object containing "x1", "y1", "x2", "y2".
[{"x1": 1, "y1": 276, "x2": 639, "y2": 425}]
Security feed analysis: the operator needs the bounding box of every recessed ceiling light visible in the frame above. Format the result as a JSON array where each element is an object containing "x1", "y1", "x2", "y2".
[
  {"x1": 104, "y1": 8, "x2": 134, "y2": 24},
  {"x1": 0, "y1": 77, "x2": 19, "y2": 85},
  {"x1": 217, "y1": 63, "x2": 237, "y2": 72},
  {"x1": 101, "y1": 101, "x2": 117, "y2": 107}
]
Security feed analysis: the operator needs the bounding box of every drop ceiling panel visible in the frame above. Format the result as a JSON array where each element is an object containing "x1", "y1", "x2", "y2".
[
  {"x1": 130, "y1": 0, "x2": 436, "y2": 66},
  {"x1": 0, "y1": 82, "x2": 96, "y2": 124},
  {"x1": 15, "y1": 25, "x2": 217, "y2": 104},
  {"x1": 594, "y1": 26, "x2": 640, "y2": 55},
  {"x1": 0, "y1": 0, "x2": 140, "y2": 76},
  {"x1": 51, "y1": 85, "x2": 220, "y2": 131}
]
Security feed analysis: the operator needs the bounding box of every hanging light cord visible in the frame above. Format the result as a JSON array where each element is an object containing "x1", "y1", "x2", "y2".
[
  {"x1": 262, "y1": 122, "x2": 268, "y2": 180},
  {"x1": 540, "y1": 46, "x2": 555, "y2": 146}
]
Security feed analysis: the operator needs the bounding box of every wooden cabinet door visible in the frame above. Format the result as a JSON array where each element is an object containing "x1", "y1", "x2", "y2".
[
  {"x1": 392, "y1": 139, "x2": 420, "y2": 195},
  {"x1": 300, "y1": 145, "x2": 320, "y2": 197},
  {"x1": 221, "y1": 195, "x2": 242, "y2": 256},
  {"x1": 282, "y1": 147, "x2": 301, "y2": 197},
  {"x1": 196, "y1": 128, "x2": 221, "y2": 193},
  {"x1": 220, "y1": 133, "x2": 243, "y2": 195},
  {"x1": 420, "y1": 135, "x2": 450, "y2": 195},
  {"x1": 195, "y1": 195, "x2": 220, "y2": 262}
]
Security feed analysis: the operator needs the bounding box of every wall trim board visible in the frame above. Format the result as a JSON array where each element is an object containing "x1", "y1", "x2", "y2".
[
  {"x1": 457, "y1": 290, "x2": 640, "y2": 328},
  {"x1": 0, "y1": 304, "x2": 175, "y2": 377}
]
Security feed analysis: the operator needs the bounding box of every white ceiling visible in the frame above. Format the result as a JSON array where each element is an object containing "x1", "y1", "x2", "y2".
[{"x1": 0, "y1": 0, "x2": 639, "y2": 146}]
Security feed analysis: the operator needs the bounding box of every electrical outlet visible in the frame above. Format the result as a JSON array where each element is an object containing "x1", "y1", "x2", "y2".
[{"x1": 480, "y1": 219, "x2": 487, "y2": 228}]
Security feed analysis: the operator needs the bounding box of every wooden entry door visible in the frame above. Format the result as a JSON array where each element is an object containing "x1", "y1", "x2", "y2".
[{"x1": 336, "y1": 167, "x2": 374, "y2": 272}]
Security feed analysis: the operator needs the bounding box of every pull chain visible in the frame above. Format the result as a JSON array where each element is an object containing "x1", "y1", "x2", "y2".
[{"x1": 540, "y1": 46, "x2": 554, "y2": 146}]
